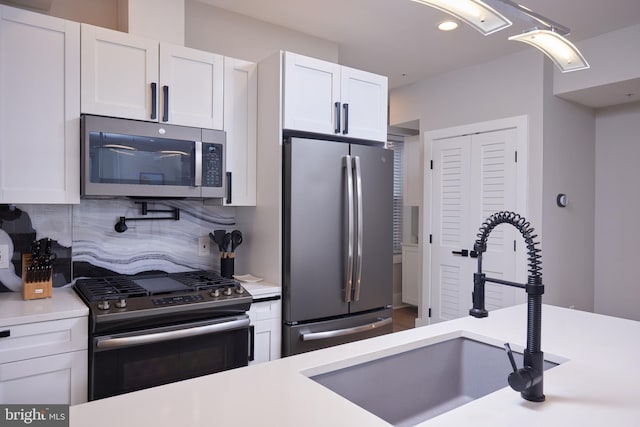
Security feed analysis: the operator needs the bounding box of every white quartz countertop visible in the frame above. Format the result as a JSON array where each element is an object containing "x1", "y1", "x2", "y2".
[
  {"x1": 69, "y1": 304, "x2": 640, "y2": 426},
  {"x1": 0, "y1": 287, "x2": 88, "y2": 327},
  {"x1": 242, "y1": 280, "x2": 281, "y2": 299}
]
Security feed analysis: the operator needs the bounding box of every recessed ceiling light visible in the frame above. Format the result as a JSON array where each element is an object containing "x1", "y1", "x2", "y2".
[{"x1": 438, "y1": 20, "x2": 459, "y2": 31}]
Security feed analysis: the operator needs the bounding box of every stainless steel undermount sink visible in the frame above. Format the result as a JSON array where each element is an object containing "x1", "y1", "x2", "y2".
[{"x1": 308, "y1": 336, "x2": 559, "y2": 426}]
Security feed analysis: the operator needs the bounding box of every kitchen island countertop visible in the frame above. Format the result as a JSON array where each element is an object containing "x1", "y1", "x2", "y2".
[{"x1": 69, "y1": 304, "x2": 640, "y2": 426}]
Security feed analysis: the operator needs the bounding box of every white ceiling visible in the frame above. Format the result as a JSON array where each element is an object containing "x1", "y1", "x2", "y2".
[{"x1": 197, "y1": 0, "x2": 640, "y2": 90}]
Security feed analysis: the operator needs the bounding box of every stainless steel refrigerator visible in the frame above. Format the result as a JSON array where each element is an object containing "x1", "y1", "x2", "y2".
[{"x1": 283, "y1": 135, "x2": 394, "y2": 356}]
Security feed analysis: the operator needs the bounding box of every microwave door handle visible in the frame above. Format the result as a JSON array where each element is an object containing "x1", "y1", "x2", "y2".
[{"x1": 194, "y1": 141, "x2": 203, "y2": 187}]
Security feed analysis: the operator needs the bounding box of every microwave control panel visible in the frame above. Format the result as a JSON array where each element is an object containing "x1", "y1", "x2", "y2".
[{"x1": 202, "y1": 143, "x2": 223, "y2": 187}]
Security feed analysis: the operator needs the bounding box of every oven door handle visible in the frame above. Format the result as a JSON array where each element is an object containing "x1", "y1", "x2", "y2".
[{"x1": 95, "y1": 318, "x2": 250, "y2": 350}]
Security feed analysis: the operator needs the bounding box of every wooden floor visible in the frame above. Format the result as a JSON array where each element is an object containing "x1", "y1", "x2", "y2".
[{"x1": 393, "y1": 305, "x2": 418, "y2": 332}]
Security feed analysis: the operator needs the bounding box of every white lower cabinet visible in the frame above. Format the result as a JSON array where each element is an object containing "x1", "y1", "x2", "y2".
[
  {"x1": 248, "y1": 298, "x2": 281, "y2": 365},
  {"x1": 0, "y1": 316, "x2": 88, "y2": 405},
  {"x1": 0, "y1": 350, "x2": 87, "y2": 405}
]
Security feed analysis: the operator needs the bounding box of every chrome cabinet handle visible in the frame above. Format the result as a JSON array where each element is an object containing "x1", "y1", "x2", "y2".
[
  {"x1": 96, "y1": 317, "x2": 250, "y2": 350},
  {"x1": 301, "y1": 318, "x2": 392, "y2": 341}
]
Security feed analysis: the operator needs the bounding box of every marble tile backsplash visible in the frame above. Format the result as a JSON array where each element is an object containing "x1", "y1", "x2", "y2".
[{"x1": 0, "y1": 200, "x2": 236, "y2": 292}]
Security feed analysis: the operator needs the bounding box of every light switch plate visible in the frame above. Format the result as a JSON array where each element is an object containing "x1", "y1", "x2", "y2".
[{"x1": 0, "y1": 244, "x2": 9, "y2": 269}]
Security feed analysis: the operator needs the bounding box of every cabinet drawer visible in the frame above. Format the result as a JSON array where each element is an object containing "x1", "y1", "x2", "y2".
[
  {"x1": 248, "y1": 299, "x2": 281, "y2": 322},
  {"x1": 0, "y1": 350, "x2": 88, "y2": 405},
  {"x1": 0, "y1": 317, "x2": 88, "y2": 364}
]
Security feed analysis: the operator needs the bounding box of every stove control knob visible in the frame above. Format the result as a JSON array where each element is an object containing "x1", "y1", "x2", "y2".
[
  {"x1": 115, "y1": 298, "x2": 127, "y2": 309},
  {"x1": 235, "y1": 286, "x2": 244, "y2": 294},
  {"x1": 224, "y1": 287, "x2": 233, "y2": 296},
  {"x1": 97, "y1": 300, "x2": 111, "y2": 310},
  {"x1": 210, "y1": 289, "x2": 220, "y2": 298}
]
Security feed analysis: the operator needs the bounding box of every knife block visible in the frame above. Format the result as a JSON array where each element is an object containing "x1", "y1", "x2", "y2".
[{"x1": 22, "y1": 254, "x2": 53, "y2": 300}]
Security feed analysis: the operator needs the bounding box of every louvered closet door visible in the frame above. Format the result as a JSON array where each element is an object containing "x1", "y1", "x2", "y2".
[
  {"x1": 469, "y1": 129, "x2": 518, "y2": 311},
  {"x1": 430, "y1": 128, "x2": 518, "y2": 323},
  {"x1": 430, "y1": 135, "x2": 474, "y2": 322}
]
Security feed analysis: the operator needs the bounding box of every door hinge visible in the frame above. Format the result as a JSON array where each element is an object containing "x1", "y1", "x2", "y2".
[
  {"x1": 428, "y1": 307, "x2": 432, "y2": 318},
  {"x1": 515, "y1": 151, "x2": 518, "y2": 163},
  {"x1": 430, "y1": 160, "x2": 433, "y2": 170},
  {"x1": 429, "y1": 234, "x2": 433, "y2": 244}
]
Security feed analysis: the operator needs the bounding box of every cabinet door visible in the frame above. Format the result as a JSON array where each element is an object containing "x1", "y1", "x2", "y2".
[
  {"x1": 0, "y1": 350, "x2": 88, "y2": 405},
  {"x1": 401, "y1": 245, "x2": 420, "y2": 306},
  {"x1": 223, "y1": 57, "x2": 257, "y2": 206},
  {"x1": 250, "y1": 318, "x2": 281, "y2": 365},
  {"x1": 248, "y1": 299, "x2": 281, "y2": 365},
  {"x1": 0, "y1": 6, "x2": 80, "y2": 204},
  {"x1": 283, "y1": 51, "x2": 340, "y2": 135},
  {"x1": 81, "y1": 24, "x2": 159, "y2": 121},
  {"x1": 159, "y1": 43, "x2": 223, "y2": 129},
  {"x1": 340, "y1": 66, "x2": 388, "y2": 142}
]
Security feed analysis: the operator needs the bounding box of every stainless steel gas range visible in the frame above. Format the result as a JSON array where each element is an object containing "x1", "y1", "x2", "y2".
[{"x1": 74, "y1": 270, "x2": 253, "y2": 401}]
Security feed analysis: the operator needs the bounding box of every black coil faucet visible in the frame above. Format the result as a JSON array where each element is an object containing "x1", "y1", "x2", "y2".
[{"x1": 470, "y1": 211, "x2": 546, "y2": 402}]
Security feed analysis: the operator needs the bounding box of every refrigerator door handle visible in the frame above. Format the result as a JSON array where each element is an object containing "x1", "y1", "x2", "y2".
[
  {"x1": 301, "y1": 318, "x2": 392, "y2": 341},
  {"x1": 352, "y1": 156, "x2": 364, "y2": 301},
  {"x1": 344, "y1": 155, "x2": 354, "y2": 303}
]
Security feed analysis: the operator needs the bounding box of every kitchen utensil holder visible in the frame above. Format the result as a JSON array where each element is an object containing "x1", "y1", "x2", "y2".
[
  {"x1": 21, "y1": 254, "x2": 52, "y2": 300},
  {"x1": 221, "y1": 257, "x2": 234, "y2": 279}
]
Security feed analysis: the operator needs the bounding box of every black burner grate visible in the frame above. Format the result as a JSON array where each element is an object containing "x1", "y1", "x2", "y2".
[
  {"x1": 170, "y1": 270, "x2": 239, "y2": 291},
  {"x1": 75, "y1": 276, "x2": 149, "y2": 301}
]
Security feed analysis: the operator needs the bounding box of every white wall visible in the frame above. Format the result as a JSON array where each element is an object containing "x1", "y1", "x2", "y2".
[
  {"x1": 542, "y1": 63, "x2": 596, "y2": 311},
  {"x1": 390, "y1": 49, "x2": 597, "y2": 312},
  {"x1": 0, "y1": 0, "x2": 120, "y2": 28},
  {"x1": 184, "y1": 0, "x2": 338, "y2": 64},
  {"x1": 594, "y1": 101, "x2": 640, "y2": 320},
  {"x1": 391, "y1": 50, "x2": 545, "y2": 236}
]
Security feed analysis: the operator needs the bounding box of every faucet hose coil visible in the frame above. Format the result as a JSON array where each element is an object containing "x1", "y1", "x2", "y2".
[{"x1": 474, "y1": 211, "x2": 542, "y2": 279}]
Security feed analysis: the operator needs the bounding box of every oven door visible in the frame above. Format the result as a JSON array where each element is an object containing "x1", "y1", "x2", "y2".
[{"x1": 90, "y1": 314, "x2": 250, "y2": 401}]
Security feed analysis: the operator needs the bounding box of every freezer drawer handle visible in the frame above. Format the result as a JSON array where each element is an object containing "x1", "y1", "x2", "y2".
[
  {"x1": 95, "y1": 317, "x2": 250, "y2": 350},
  {"x1": 301, "y1": 318, "x2": 392, "y2": 342}
]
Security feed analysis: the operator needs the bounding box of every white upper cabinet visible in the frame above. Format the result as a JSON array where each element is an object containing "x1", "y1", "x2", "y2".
[
  {"x1": 159, "y1": 43, "x2": 223, "y2": 129},
  {"x1": 81, "y1": 24, "x2": 157, "y2": 122},
  {"x1": 0, "y1": 5, "x2": 80, "y2": 204},
  {"x1": 340, "y1": 66, "x2": 388, "y2": 142},
  {"x1": 223, "y1": 57, "x2": 257, "y2": 206},
  {"x1": 283, "y1": 52, "x2": 388, "y2": 142},
  {"x1": 81, "y1": 24, "x2": 223, "y2": 129}
]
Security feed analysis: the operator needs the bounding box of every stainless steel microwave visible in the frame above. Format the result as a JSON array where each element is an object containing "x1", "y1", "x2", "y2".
[{"x1": 81, "y1": 115, "x2": 226, "y2": 199}]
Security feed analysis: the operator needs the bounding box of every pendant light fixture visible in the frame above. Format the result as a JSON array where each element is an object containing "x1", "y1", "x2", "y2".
[
  {"x1": 411, "y1": 0, "x2": 511, "y2": 35},
  {"x1": 412, "y1": 0, "x2": 589, "y2": 72},
  {"x1": 509, "y1": 29, "x2": 589, "y2": 72}
]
